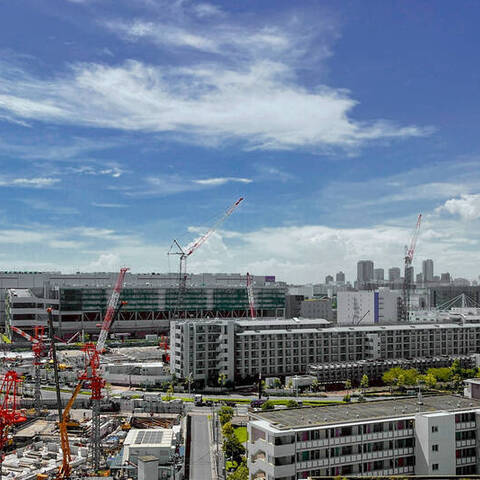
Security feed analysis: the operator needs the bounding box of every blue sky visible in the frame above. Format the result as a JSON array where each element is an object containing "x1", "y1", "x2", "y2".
[{"x1": 1, "y1": 0, "x2": 480, "y2": 282}]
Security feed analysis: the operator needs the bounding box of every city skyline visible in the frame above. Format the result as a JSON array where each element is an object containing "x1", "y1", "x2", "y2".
[{"x1": 1, "y1": 1, "x2": 480, "y2": 282}]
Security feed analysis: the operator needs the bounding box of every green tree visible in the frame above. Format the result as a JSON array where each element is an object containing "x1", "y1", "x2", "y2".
[
  {"x1": 227, "y1": 461, "x2": 249, "y2": 480},
  {"x1": 219, "y1": 406, "x2": 234, "y2": 426},
  {"x1": 184, "y1": 373, "x2": 194, "y2": 394},
  {"x1": 218, "y1": 373, "x2": 228, "y2": 387},
  {"x1": 422, "y1": 373, "x2": 437, "y2": 389},
  {"x1": 382, "y1": 367, "x2": 404, "y2": 387},
  {"x1": 286, "y1": 400, "x2": 298, "y2": 408},
  {"x1": 162, "y1": 383, "x2": 175, "y2": 402},
  {"x1": 344, "y1": 379, "x2": 352, "y2": 391},
  {"x1": 343, "y1": 393, "x2": 351, "y2": 403},
  {"x1": 261, "y1": 400, "x2": 275, "y2": 411},
  {"x1": 360, "y1": 374, "x2": 369, "y2": 392},
  {"x1": 273, "y1": 378, "x2": 282, "y2": 389},
  {"x1": 403, "y1": 369, "x2": 419, "y2": 386},
  {"x1": 222, "y1": 422, "x2": 234, "y2": 438},
  {"x1": 451, "y1": 359, "x2": 462, "y2": 376},
  {"x1": 223, "y1": 433, "x2": 245, "y2": 464},
  {"x1": 426, "y1": 367, "x2": 452, "y2": 382}
]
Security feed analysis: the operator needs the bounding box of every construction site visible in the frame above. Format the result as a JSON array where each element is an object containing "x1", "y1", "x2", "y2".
[{"x1": 0, "y1": 198, "x2": 255, "y2": 480}]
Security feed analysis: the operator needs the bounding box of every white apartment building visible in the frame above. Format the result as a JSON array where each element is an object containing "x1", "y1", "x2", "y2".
[
  {"x1": 337, "y1": 289, "x2": 402, "y2": 325},
  {"x1": 171, "y1": 318, "x2": 480, "y2": 385},
  {"x1": 248, "y1": 395, "x2": 480, "y2": 479}
]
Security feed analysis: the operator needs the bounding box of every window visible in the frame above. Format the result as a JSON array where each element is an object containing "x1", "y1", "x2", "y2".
[
  {"x1": 432, "y1": 444, "x2": 438, "y2": 452},
  {"x1": 432, "y1": 426, "x2": 438, "y2": 433},
  {"x1": 432, "y1": 464, "x2": 439, "y2": 471}
]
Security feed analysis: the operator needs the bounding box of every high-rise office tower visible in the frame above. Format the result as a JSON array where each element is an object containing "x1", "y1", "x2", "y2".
[
  {"x1": 422, "y1": 259, "x2": 434, "y2": 283},
  {"x1": 325, "y1": 275, "x2": 334, "y2": 285},
  {"x1": 357, "y1": 260, "x2": 374, "y2": 284},
  {"x1": 336, "y1": 271, "x2": 345, "y2": 283},
  {"x1": 388, "y1": 267, "x2": 401, "y2": 282},
  {"x1": 374, "y1": 268, "x2": 384, "y2": 281}
]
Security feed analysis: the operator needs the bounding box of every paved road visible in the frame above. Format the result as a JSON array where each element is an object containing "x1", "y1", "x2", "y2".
[{"x1": 190, "y1": 414, "x2": 213, "y2": 480}]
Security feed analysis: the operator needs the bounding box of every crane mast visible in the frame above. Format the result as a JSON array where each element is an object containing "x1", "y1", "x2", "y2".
[
  {"x1": 402, "y1": 214, "x2": 422, "y2": 322},
  {"x1": 168, "y1": 197, "x2": 244, "y2": 317},
  {"x1": 246, "y1": 272, "x2": 256, "y2": 319},
  {"x1": 87, "y1": 267, "x2": 128, "y2": 471},
  {"x1": 0, "y1": 371, "x2": 26, "y2": 478},
  {"x1": 10, "y1": 326, "x2": 45, "y2": 416},
  {"x1": 48, "y1": 267, "x2": 129, "y2": 479}
]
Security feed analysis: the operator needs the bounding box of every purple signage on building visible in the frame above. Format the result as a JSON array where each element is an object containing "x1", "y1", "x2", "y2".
[{"x1": 265, "y1": 276, "x2": 276, "y2": 283}]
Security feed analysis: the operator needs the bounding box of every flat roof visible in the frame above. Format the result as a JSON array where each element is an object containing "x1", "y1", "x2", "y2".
[
  {"x1": 236, "y1": 318, "x2": 330, "y2": 327},
  {"x1": 251, "y1": 395, "x2": 480, "y2": 430}
]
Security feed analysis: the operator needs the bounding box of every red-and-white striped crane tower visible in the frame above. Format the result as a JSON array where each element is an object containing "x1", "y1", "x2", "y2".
[
  {"x1": 83, "y1": 267, "x2": 129, "y2": 471},
  {"x1": 402, "y1": 214, "x2": 422, "y2": 321},
  {"x1": 10, "y1": 326, "x2": 46, "y2": 416},
  {"x1": 168, "y1": 197, "x2": 244, "y2": 317}
]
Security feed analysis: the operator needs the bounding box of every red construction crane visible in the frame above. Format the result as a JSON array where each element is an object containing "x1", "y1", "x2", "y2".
[
  {"x1": 0, "y1": 371, "x2": 26, "y2": 478},
  {"x1": 10, "y1": 326, "x2": 46, "y2": 415},
  {"x1": 402, "y1": 214, "x2": 422, "y2": 321},
  {"x1": 168, "y1": 197, "x2": 244, "y2": 316},
  {"x1": 49, "y1": 267, "x2": 129, "y2": 479},
  {"x1": 84, "y1": 267, "x2": 129, "y2": 472},
  {"x1": 246, "y1": 272, "x2": 256, "y2": 319},
  {"x1": 159, "y1": 335, "x2": 170, "y2": 363}
]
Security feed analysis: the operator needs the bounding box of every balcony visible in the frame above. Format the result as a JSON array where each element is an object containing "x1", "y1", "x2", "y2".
[
  {"x1": 456, "y1": 421, "x2": 476, "y2": 431},
  {"x1": 456, "y1": 456, "x2": 476, "y2": 466},
  {"x1": 456, "y1": 439, "x2": 476, "y2": 448}
]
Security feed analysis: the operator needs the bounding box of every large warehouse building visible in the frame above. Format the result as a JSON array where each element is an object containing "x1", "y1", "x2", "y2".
[{"x1": 4, "y1": 272, "x2": 286, "y2": 339}]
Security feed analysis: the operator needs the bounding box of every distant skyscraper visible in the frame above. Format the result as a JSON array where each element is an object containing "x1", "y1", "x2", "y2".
[
  {"x1": 416, "y1": 272, "x2": 423, "y2": 284},
  {"x1": 440, "y1": 272, "x2": 451, "y2": 284},
  {"x1": 422, "y1": 259, "x2": 434, "y2": 283},
  {"x1": 374, "y1": 268, "x2": 384, "y2": 281},
  {"x1": 325, "y1": 275, "x2": 334, "y2": 285},
  {"x1": 357, "y1": 260, "x2": 374, "y2": 284},
  {"x1": 388, "y1": 267, "x2": 401, "y2": 282},
  {"x1": 336, "y1": 271, "x2": 345, "y2": 283}
]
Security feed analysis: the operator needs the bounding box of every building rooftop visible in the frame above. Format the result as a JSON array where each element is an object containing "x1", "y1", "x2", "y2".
[
  {"x1": 236, "y1": 318, "x2": 330, "y2": 327},
  {"x1": 251, "y1": 395, "x2": 480, "y2": 431}
]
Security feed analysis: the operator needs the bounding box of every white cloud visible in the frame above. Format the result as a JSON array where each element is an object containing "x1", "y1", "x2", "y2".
[
  {"x1": 0, "y1": 177, "x2": 59, "y2": 188},
  {"x1": 193, "y1": 177, "x2": 252, "y2": 186},
  {"x1": 91, "y1": 202, "x2": 127, "y2": 208},
  {"x1": 192, "y1": 3, "x2": 224, "y2": 18},
  {"x1": 436, "y1": 194, "x2": 480, "y2": 220},
  {"x1": 0, "y1": 0, "x2": 430, "y2": 154},
  {"x1": 71, "y1": 165, "x2": 125, "y2": 177},
  {"x1": 0, "y1": 60, "x2": 429, "y2": 151},
  {"x1": 82, "y1": 253, "x2": 122, "y2": 271},
  {"x1": 130, "y1": 174, "x2": 250, "y2": 196}
]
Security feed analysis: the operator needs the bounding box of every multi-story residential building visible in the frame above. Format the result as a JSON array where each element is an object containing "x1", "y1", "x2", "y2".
[
  {"x1": 308, "y1": 355, "x2": 474, "y2": 385},
  {"x1": 248, "y1": 395, "x2": 480, "y2": 479},
  {"x1": 337, "y1": 288, "x2": 402, "y2": 325},
  {"x1": 300, "y1": 298, "x2": 333, "y2": 321},
  {"x1": 170, "y1": 319, "x2": 480, "y2": 385},
  {"x1": 5, "y1": 273, "x2": 286, "y2": 339}
]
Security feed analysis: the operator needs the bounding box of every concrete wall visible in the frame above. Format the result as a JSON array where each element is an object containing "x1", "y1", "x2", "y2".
[{"x1": 415, "y1": 411, "x2": 456, "y2": 475}]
